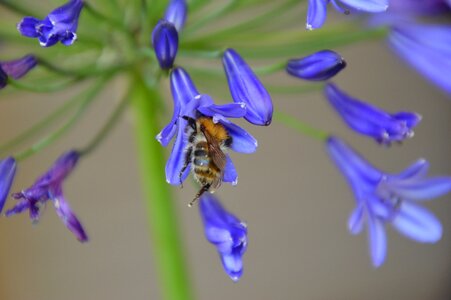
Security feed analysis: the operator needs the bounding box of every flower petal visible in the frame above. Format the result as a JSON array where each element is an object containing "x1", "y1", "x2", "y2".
[
  {"x1": 164, "y1": 0, "x2": 187, "y2": 32},
  {"x1": 221, "y1": 122, "x2": 257, "y2": 154},
  {"x1": 53, "y1": 196, "x2": 88, "y2": 242},
  {"x1": 367, "y1": 216, "x2": 387, "y2": 268},
  {"x1": 389, "y1": 177, "x2": 451, "y2": 201},
  {"x1": 198, "y1": 102, "x2": 247, "y2": 120},
  {"x1": 17, "y1": 17, "x2": 41, "y2": 38},
  {"x1": 393, "y1": 159, "x2": 429, "y2": 180},
  {"x1": 165, "y1": 123, "x2": 190, "y2": 185},
  {"x1": 0, "y1": 157, "x2": 16, "y2": 213},
  {"x1": 339, "y1": 0, "x2": 388, "y2": 12},
  {"x1": 286, "y1": 50, "x2": 346, "y2": 81},
  {"x1": 223, "y1": 156, "x2": 238, "y2": 186},
  {"x1": 170, "y1": 67, "x2": 200, "y2": 106},
  {"x1": 306, "y1": 0, "x2": 328, "y2": 30},
  {"x1": 392, "y1": 202, "x2": 442, "y2": 243},
  {"x1": 220, "y1": 252, "x2": 243, "y2": 282},
  {"x1": 222, "y1": 49, "x2": 273, "y2": 126},
  {"x1": 152, "y1": 20, "x2": 179, "y2": 69},
  {"x1": 348, "y1": 201, "x2": 364, "y2": 234}
]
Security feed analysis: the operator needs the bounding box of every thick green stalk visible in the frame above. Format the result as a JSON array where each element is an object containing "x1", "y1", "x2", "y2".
[{"x1": 131, "y1": 74, "x2": 194, "y2": 300}]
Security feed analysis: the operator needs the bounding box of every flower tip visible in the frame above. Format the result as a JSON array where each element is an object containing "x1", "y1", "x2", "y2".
[{"x1": 305, "y1": 23, "x2": 314, "y2": 31}]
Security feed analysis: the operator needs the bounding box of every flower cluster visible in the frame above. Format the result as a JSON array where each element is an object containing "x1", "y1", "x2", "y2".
[{"x1": 0, "y1": 0, "x2": 450, "y2": 292}]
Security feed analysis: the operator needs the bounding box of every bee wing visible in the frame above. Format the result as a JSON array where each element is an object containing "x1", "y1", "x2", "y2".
[{"x1": 202, "y1": 129, "x2": 227, "y2": 172}]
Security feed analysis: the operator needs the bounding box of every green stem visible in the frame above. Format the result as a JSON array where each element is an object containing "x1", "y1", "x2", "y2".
[
  {"x1": 253, "y1": 61, "x2": 287, "y2": 76},
  {"x1": 79, "y1": 92, "x2": 130, "y2": 156},
  {"x1": 83, "y1": 2, "x2": 131, "y2": 34},
  {"x1": 131, "y1": 74, "x2": 194, "y2": 300},
  {"x1": 7, "y1": 77, "x2": 81, "y2": 93},
  {"x1": 14, "y1": 78, "x2": 109, "y2": 161},
  {"x1": 273, "y1": 110, "x2": 328, "y2": 141}
]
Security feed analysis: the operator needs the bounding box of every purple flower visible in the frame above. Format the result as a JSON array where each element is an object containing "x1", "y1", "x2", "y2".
[
  {"x1": 6, "y1": 150, "x2": 88, "y2": 242},
  {"x1": 327, "y1": 136, "x2": 451, "y2": 267},
  {"x1": 0, "y1": 55, "x2": 37, "y2": 89},
  {"x1": 388, "y1": 0, "x2": 449, "y2": 15},
  {"x1": 222, "y1": 49, "x2": 273, "y2": 126},
  {"x1": 152, "y1": 19, "x2": 179, "y2": 70},
  {"x1": 388, "y1": 22, "x2": 451, "y2": 95},
  {"x1": 286, "y1": 50, "x2": 346, "y2": 81},
  {"x1": 0, "y1": 157, "x2": 17, "y2": 213},
  {"x1": 325, "y1": 83, "x2": 421, "y2": 145},
  {"x1": 164, "y1": 0, "x2": 187, "y2": 32},
  {"x1": 199, "y1": 194, "x2": 248, "y2": 281},
  {"x1": 17, "y1": 0, "x2": 84, "y2": 47},
  {"x1": 306, "y1": 0, "x2": 388, "y2": 30},
  {"x1": 156, "y1": 67, "x2": 257, "y2": 186}
]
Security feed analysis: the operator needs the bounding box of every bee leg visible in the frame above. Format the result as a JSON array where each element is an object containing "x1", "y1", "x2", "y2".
[
  {"x1": 188, "y1": 183, "x2": 211, "y2": 207},
  {"x1": 179, "y1": 146, "x2": 192, "y2": 188},
  {"x1": 182, "y1": 116, "x2": 196, "y2": 130}
]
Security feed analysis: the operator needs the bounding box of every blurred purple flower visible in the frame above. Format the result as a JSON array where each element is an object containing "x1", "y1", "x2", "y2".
[
  {"x1": 306, "y1": 0, "x2": 388, "y2": 30},
  {"x1": 388, "y1": 0, "x2": 449, "y2": 15},
  {"x1": 1, "y1": 55, "x2": 37, "y2": 80},
  {"x1": 0, "y1": 157, "x2": 17, "y2": 213},
  {"x1": 157, "y1": 67, "x2": 257, "y2": 186},
  {"x1": 152, "y1": 19, "x2": 179, "y2": 69},
  {"x1": 17, "y1": 0, "x2": 84, "y2": 47},
  {"x1": 164, "y1": 0, "x2": 187, "y2": 32},
  {"x1": 6, "y1": 150, "x2": 88, "y2": 242},
  {"x1": 287, "y1": 50, "x2": 346, "y2": 81},
  {"x1": 325, "y1": 83, "x2": 421, "y2": 144},
  {"x1": 388, "y1": 22, "x2": 451, "y2": 95},
  {"x1": 222, "y1": 49, "x2": 273, "y2": 126},
  {"x1": 199, "y1": 194, "x2": 247, "y2": 281},
  {"x1": 327, "y1": 136, "x2": 451, "y2": 267}
]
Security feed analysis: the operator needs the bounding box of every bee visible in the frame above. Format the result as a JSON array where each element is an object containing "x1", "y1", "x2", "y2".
[{"x1": 179, "y1": 115, "x2": 232, "y2": 207}]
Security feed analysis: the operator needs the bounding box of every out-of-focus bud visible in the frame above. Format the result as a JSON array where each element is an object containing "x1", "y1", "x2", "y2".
[
  {"x1": 286, "y1": 50, "x2": 346, "y2": 81},
  {"x1": 152, "y1": 20, "x2": 179, "y2": 70}
]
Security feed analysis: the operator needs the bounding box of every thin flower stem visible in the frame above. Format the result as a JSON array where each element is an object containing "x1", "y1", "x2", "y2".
[
  {"x1": 14, "y1": 78, "x2": 109, "y2": 161},
  {"x1": 253, "y1": 61, "x2": 287, "y2": 76},
  {"x1": 83, "y1": 2, "x2": 131, "y2": 35},
  {"x1": 183, "y1": 0, "x2": 299, "y2": 44},
  {"x1": 188, "y1": 0, "x2": 212, "y2": 12},
  {"x1": 183, "y1": 0, "x2": 241, "y2": 37},
  {"x1": 0, "y1": 89, "x2": 86, "y2": 155},
  {"x1": 273, "y1": 110, "x2": 329, "y2": 141},
  {"x1": 78, "y1": 93, "x2": 130, "y2": 156},
  {"x1": 36, "y1": 56, "x2": 128, "y2": 78},
  {"x1": 7, "y1": 77, "x2": 81, "y2": 93},
  {"x1": 131, "y1": 73, "x2": 194, "y2": 300},
  {"x1": 178, "y1": 49, "x2": 224, "y2": 59}
]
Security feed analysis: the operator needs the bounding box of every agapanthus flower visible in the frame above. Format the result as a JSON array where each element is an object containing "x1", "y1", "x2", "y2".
[
  {"x1": 0, "y1": 55, "x2": 37, "y2": 89},
  {"x1": 286, "y1": 50, "x2": 346, "y2": 81},
  {"x1": 388, "y1": 0, "x2": 449, "y2": 15},
  {"x1": 152, "y1": 19, "x2": 179, "y2": 70},
  {"x1": 156, "y1": 67, "x2": 257, "y2": 186},
  {"x1": 327, "y1": 136, "x2": 451, "y2": 267},
  {"x1": 6, "y1": 150, "x2": 88, "y2": 242},
  {"x1": 325, "y1": 83, "x2": 421, "y2": 145},
  {"x1": 388, "y1": 22, "x2": 451, "y2": 95},
  {"x1": 17, "y1": 0, "x2": 84, "y2": 47},
  {"x1": 164, "y1": 0, "x2": 187, "y2": 32},
  {"x1": 222, "y1": 49, "x2": 273, "y2": 126},
  {"x1": 199, "y1": 194, "x2": 248, "y2": 281},
  {"x1": 306, "y1": 0, "x2": 389, "y2": 30},
  {"x1": 0, "y1": 157, "x2": 17, "y2": 213}
]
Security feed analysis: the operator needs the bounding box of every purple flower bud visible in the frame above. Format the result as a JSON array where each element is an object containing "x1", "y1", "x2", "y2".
[
  {"x1": 17, "y1": 0, "x2": 84, "y2": 47},
  {"x1": 152, "y1": 20, "x2": 179, "y2": 70},
  {"x1": 325, "y1": 83, "x2": 421, "y2": 145},
  {"x1": 222, "y1": 49, "x2": 273, "y2": 126},
  {"x1": 199, "y1": 194, "x2": 248, "y2": 281},
  {"x1": 6, "y1": 150, "x2": 88, "y2": 242},
  {"x1": 0, "y1": 55, "x2": 37, "y2": 80},
  {"x1": 287, "y1": 50, "x2": 346, "y2": 81},
  {"x1": 0, "y1": 157, "x2": 17, "y2": 213},
  {"x1": 164, "y1": 0, "x2": 187, "y2": 32}
]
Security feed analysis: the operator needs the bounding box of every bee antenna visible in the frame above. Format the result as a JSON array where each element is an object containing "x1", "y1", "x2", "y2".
[{"x1": 182, "y1": 115, "x2": 196, "y2": 130}]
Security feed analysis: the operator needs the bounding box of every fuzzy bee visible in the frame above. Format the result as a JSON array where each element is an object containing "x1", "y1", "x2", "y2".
[{"x1": 179, "y1": 116, "x2": 232, "y2": 207}]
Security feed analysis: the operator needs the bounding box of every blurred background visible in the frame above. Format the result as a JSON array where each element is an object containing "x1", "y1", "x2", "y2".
[{"x1": 0, "y1": 2, "x2": 450, "y2": 300}]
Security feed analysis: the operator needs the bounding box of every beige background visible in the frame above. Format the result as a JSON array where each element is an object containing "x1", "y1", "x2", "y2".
[{"x1": 1, "y1": 4, "x2": 451, "y2": 300}]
